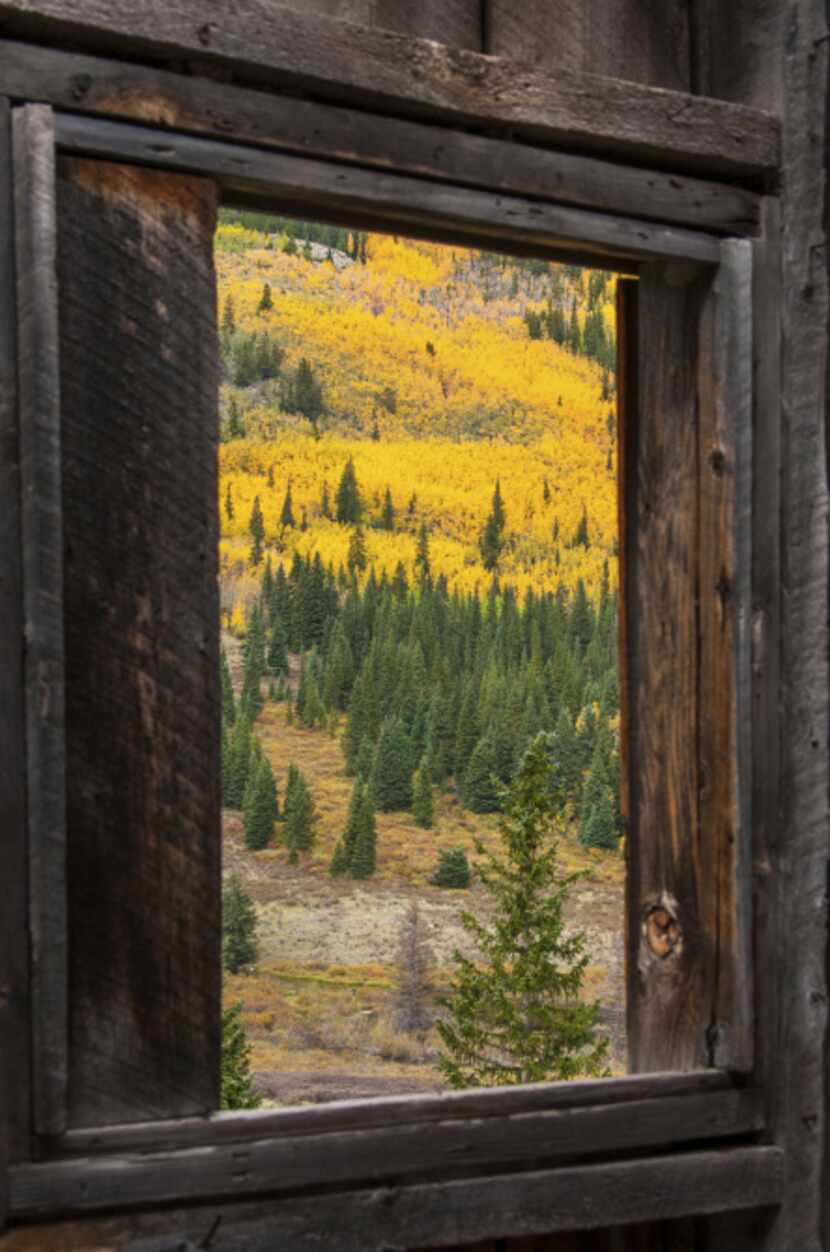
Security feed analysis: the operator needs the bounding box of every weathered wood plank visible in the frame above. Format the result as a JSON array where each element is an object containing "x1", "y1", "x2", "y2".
[
  {"x1": 56, "y1": 156, "x2": 222, "y2": 1125},
  {"x1": 53, "y1": 113, "x2": 722, "y2": 268},
  {"x1": 0, "y1": 43, "x2": 762, "y2": 236},
  {"x1": 0, "y1": 1148, "x2": 785, "y2": 1250},
  {"x1": 54, "y1": 1069, "x2": 734, "y2": 1155},
  {"x1": 0, "y1": 2, "x2": 781, "y2": 179},
  {"x1": 12, "y1": 102, "x2": 67, "y2": 1138},
  {"x1": 696, "y1": 239, "x2": 754, "y2": 1071},
  {"x1": 373, "y1": 0, "x2": 482, "y2": 49},
  {"x1": 486, "y1": 1, "x2": 691, "y2": 93},
  {"x1": 0, "y1": 93, "x2": 31, "y2": 1223},
  {"x1": 625, "y1": 262, "x2": 707, "y2": 1071},
  {"x1": 9, "y1": 1088, "x2": 763, "y2": 1217}
]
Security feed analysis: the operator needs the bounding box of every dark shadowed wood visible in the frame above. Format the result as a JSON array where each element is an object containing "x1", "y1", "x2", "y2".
[
  {"x1": 12, "y1": 102, "x2": 67, "y2": 1138},
  {"x1": 0, "y1": 44, "x2": 762, "y2": 235},
  {"x1": 0, "y1": 2, "x2": 780, "y2": 179},
  {"x1": 9, "y1": 1088, "x2": 763, "y2": 1216},
  {"x1": 696, "y1": 240, "x2": 754, "y2": 1071},
  {"x1": 54, "y1": 1070, "x2": 734, "y2": 1155},
  {"x1": 0, "y1": 1148, "x2": 784, "y2": 1250},
  {"x1": 0, "y1": 94, "x2": 31, "y2": 1220},
  {"x1": 52, "y1": 114, "x2": 722, "y2": 269},
  {"x1": 56, "y1": 156, "x2": 221, "y2": 1125},
  {"x1": 373, "y1": 0, "x2": 482, "y2": 48},
  {"x1": 486, "y1": 1, "x2": 691, "y2": 93}
]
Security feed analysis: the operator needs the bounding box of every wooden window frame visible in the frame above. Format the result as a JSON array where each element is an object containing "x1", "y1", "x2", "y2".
[{"x1": 1, "y1": 74, "x2": 783, "y2": 1245}]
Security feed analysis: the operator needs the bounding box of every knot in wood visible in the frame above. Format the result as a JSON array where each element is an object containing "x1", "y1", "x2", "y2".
[{"x1": 645, "y1": 905, "x2": 681, "y2": 959}]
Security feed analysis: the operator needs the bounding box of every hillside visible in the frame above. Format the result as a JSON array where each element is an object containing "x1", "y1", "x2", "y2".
[{"x1": 216, "y1": 217, "x2": 625, "y2": 1104}]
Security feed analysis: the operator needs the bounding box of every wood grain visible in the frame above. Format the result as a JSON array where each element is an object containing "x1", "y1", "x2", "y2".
[
  {"x1": 9, "y1": 1089, "x2": 763, "y2": 1217},
  {"x1": 0, "y1": 43, "x2": 761, "y2": 236},
  {"x1": 56, "y1": 156, "x2": 222, "y2": 1125},
  {"x1": 372, "y1": 0, "x2": 482, "y2": 48},
  {"x1": 12, "y1": 102, "x2": 68, "y2": 1138},
  {"x1": 0, "y1": 1148, "x2": 784, "y2": 1250},
  {"x1": 0, "y1": 94, "x2": 31, "y2": 1220},
  {"x1": 487, "y1": 1, "x2": 691, "y2": 93},
  {"x1": 696, "y1": 240, "x2": 754, "y2": 1071},
  {"x1": 0, "y1": 1, "x2": 781, "y2": 179},
  {"x1": 52, "y1": 113, "x2": 722, "y2": 269}
]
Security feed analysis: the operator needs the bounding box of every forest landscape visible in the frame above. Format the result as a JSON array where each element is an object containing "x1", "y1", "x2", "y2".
[{"x1": 216, "y1": 213, "x2": 625, "y2": 1107}]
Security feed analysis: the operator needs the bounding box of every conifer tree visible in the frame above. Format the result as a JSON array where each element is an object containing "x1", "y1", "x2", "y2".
[
  {"x1": 257, "y1": 281, "x2": 273, "y2": 312},
  {"x1": 320, "y1": 480, "x2": 332, "y2": 519},
  {"x1": 242, "y1": 750, "x2": 278, "y2": 850},
  {"x1": 293, "y1": 357, "x2": 324, "y2": 423},
  {"x1": 221, "y1": 647, "x2": 236, "y2": 726},
  {"x1": 267, "y1": 615, "x2": 289, "y2": 676},
  {"x1": 239, "y1": 604, "x2": 266, "y2": 720},
  {"x1": 280, "y1": 482, "x2": 296, "y2": 528},
  {"x1": 335, "y1": 456, "x2": 362, "y2": 524},
  {"x1": 228, "y1": 396, "x2": 244, "y2": 439},
  {"x1": 221, "y1": 294, "x2": 236, "y2": 338},
  {"x1": 431, "y1": 847, "x2": 471, "y2": 888},
  {"x1": 355, "y1": 735, "x2": 375, "y2": 782},
  {"x1": 222, "y1": 716, "x2": 253, "y2": 808},
  {"x1": 380, "y1": 487, "x2": 396, "y2": 531},
  {"x1": 479, "y1": 479, "x2": 506, "y2": 571},
  {"x1": 413, "y1": 755, "x2": 435, "y2": 828},
  {"x1": 350, "y1": 785, "x2": 378, "y2": 878},
  {"x1": 328, "y1": 837, "x2": 350, "y2": 876},
  {"x1": 572, "y1": 504, "x2": 590, "y2": 549},
  {"x1": 463, "y1": 736, "x2": 501, "y2": 812},
  {"x1": 394, "y1": 903, "x2": 433, "y2": 1032},
  {"x1": 222, "y1": 873, "x2": 258, "y2": 972},
  {"x1": 414, "y1": 522, "x2": 431, "y2": 586},
  {"x1": 347, "y1": 524, "x2": 368, "y2": 575},
  {"x1": 283, "y1": 766, "x2": 316, "y2": 861},
  {"x1": 248, "y1": 495, "x2": 265, "y2": 567},
  {"x1": 225, "y1": 482, "x2": 234, "y2": 521},
  {"x1": 220, "y1": 1002, "x2": 261, "y2": 1110},
  {"x1": 372, "y1": 715, "x2": 414, "y2": 811},
  {"x1": 438, "y1": 734, "x2": 609, "y2": 1088}
]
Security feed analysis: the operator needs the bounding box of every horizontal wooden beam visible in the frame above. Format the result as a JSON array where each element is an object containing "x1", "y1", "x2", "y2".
[
  {"x1": 12, "y1": 1087, "x2": 764, "y2": 1216},
  {"x1": 0, "y1": 43, "x2": 762, "y2": 235},
  {"x1": 52, "y1": 1070, "x2": 738, "y2": 1156},
  {"x1": 0, "y1": 1, "x2": 780, "y2": 181},
  {"x1": 52, "y1": 113, "x2": 722, "y2": 267},
  {"x1": 6, "y1": 1148, "x2": 784, "y2": 1248}
]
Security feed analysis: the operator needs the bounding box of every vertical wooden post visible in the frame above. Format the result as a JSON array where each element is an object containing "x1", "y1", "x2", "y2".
[
  {"x1": 13, "y1": 102, "x2": 67, "y2": 1137},
  {"x1": 56, "y1": 157, "x2": 222, "y2": 1125}
]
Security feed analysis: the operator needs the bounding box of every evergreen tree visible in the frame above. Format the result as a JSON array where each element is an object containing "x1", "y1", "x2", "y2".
[
  {"x1": 479, "y1": 479, "x2": 507, "y2": 571},
  {"x1": 463, "y1": 735, "x2": 501, "y2": 813},
  {"x1": 228, "y1": 396, "x2": 244, "y2": 439},
  {"x1": 335, "y1": 456, "x2": 362, "y2": 524},
  {"x1": 394, "y1": 903, "x2": 433, "y2": 1032},
  {"x1": 221, "y1": 294, "x2": 236, "y2": 338},
  {"x1": 355, "y1": 734, "x2": 375, "y2": 782},
  {"x1": 320, "y1": 480, "x2": 332, "y2": 519},
  {"x1": 380, "y1": 486, "x2": 396, "y2": 531},
  {"x1": 431, "y1": 847, "x2": 471, "y2": 888},
  {"x1": 328, "y1": 837, "x2": 350, "y2": 876},
  {"x1": 283, "y1": 766, "x2": 316, "y2": 861},
  {"x1": 572, "y1": 504, "x2": 590, "y2": 548},
  {"x1": 257, "y1": 281, "x2": 273, "y2": 312},
  {"x1": 414, "y1": 522, "x2": 431, "y2": 585},
  {"x1": 280, "y1": 481, "x2": 296, "y2": 528},
  {"x1": 220, "y1": 1002, "x2": 261, "y2": 1110},
  {"x1": 222, "y1": 716, "x2": 253, "y2": 808},
  {"x1": 437, "y1": 734, "x2": 609, "y2": 1087},
  {"x1": 225, "y1": 481, "x2": 234, "y2": 521},
  {"x1": 347, "y1": 524, "x2": 368, "y2": 575},
  {"x1": 267, "y1": 615, "x2": 289, "y2": 676},
  {"x1": 292, "y1": 357, "x2": 324, "y2": 423},
  {"x1": 239, "y1": 604, "x2": 266, "y2": 720},
  {"x1": 412, "y1": 755, "x2": 434, "y2": 828},
  {"x1": 372, "y1": 715, "x2": 414, "y2": 811},
  {"x1": 222, "y1": 873, "x2": 258, "y2": 972},
  {"x1": 220, "y1": 647, "x2": 236, "y2": 725},
  {"x1": 242, "y1": 750, "x2": 278, "y2": 850},
  {"x1": 248, "y1": 495, "x2": 265, "y2": 567},
  {"x1": 350, "y1": 785, "x2": 378, "y2": 878}
]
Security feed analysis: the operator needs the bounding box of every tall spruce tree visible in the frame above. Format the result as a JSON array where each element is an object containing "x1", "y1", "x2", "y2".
[
  {"x1": 437, "y1": 733, "x2": 609, "y2": 1087},
  {"x1": 413, "y1": 755, "x2": 434, "y2": 828},
  {"x1": 222, "y1": 874, "x2": 258, "y2": 972},
  {"x1": 248, "y1": 495, "x2": 265, "y2": 566},
  {"x1": 283, "y1": 766, "x2": 316, "y2": 861},
  {"x1": 347, "y1": 524, "x2": 368, "y2": 574},
  {"x1": 414, "y1": 522, "x2": 431, "y2": 586},
  {"x1": 335, "y1": 456, "x2": 362, "y2": 523},
  {"x1": 242, "y1": 750, "x2": 278, "y2": 850},
  {"x1": 220, "y1": 1002, "x2": 261, "y2": 1110},
  {"x1": 350, "y1": 785, "x2": 378, "y2": 878},
  {"x1": 479, "y1": 479, "x2": 507, "y2": 572},
  {"x1": 280, "y1": 482, "x2": 296, "y2": 528},
  {"x1": 380, "y1": 486, "x2": 396, "y2": 531},
  {"x1": 220, "y1": 647, "x2": 236, "y2": 725},
  {"x1": 372, "y1": 715, "x2": 414, "y2": 811}
]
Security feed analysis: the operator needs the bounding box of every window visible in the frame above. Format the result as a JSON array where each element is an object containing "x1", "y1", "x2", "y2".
[{"x1": 2, "y1": 55, "x2": 781, "y2": 1244}]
